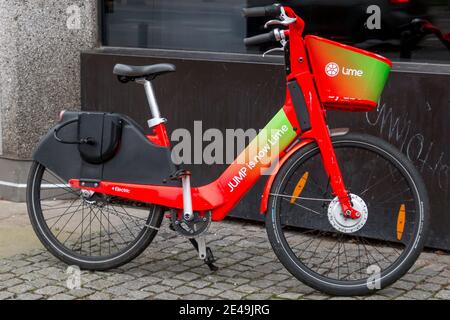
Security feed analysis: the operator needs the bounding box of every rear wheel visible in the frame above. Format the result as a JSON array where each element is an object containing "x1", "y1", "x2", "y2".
[
  {"x1": 266, "y1": 133, "x2": 429, "y2": 295},
  {"x1": 26, "y1": 161, "x2": 164, "y2": 270}
]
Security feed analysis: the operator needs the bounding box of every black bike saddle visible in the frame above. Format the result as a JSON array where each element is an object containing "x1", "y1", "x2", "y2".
[{"x1": 113, "y1": 63, "x2": 176, "y2": 80}]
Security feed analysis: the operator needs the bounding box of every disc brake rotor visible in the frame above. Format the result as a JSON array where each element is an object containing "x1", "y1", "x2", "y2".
[{"x1": 327, "y1": 194, "x2": 368, "y2": 233}]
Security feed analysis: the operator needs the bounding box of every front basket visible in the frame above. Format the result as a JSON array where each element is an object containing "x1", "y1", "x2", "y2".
[{"x1": 305, "y1": 35, "x2": 392, "y2": 112}]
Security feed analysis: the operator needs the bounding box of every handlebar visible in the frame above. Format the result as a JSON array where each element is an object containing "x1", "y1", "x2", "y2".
[
  {"x1": 242, "y1": 4, "x2": 281, "y2": 18},
  {"x1": 243, "y1": 4, "x2": 297, "y2": 49},
  {"x1": 244, "y1": 30, "x2": 277, "y2": 46}
]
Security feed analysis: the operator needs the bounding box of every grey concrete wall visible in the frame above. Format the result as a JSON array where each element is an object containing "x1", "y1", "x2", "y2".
[
  {"x1": 0, "y1": 158, "x2": 30, "y2": 201},
  {"x1": 0, "y1": 0, "x2": 98, "y2": 159},
  {"x1": 0, "y1": 0, "x2": 98, "y2": 201}
]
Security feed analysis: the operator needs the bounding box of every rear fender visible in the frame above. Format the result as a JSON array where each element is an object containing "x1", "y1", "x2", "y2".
[{"x1": 33, "y1": 111, "x2": 179, "y2": 186}]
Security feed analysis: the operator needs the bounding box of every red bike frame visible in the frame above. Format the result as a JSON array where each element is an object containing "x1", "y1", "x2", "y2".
[{"x1": 69, "y1": 6, "x2": 362, "y2": 221}]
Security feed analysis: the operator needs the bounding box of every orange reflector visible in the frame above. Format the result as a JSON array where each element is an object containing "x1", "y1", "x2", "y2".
[
  {"x1": 397, "y1": 204, "x2": 406, "y2": 240},
  {"x1": 290, "y1": 172, "x2": 309, "y2": 204}
]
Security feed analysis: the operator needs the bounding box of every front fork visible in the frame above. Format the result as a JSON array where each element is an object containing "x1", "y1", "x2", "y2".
[
  {"x1": 314, "y1": 127, "x2": 361, "y2": 219},
  {"x1": 300, "y1": 100, "x2": 361, "y2": 219}
]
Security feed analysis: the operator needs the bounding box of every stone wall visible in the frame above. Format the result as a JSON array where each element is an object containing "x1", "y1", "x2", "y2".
[
  {"x1": 0, "y1": 0, "x2": 98, "y2": 159},
  {"x1": 0, "y1": 0, "x2": 98, "y2": 200}
]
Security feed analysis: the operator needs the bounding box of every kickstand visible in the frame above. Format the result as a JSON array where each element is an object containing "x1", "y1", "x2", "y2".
[{"x1": 189, "y1": 237, "x2": 219, "y2": 272}]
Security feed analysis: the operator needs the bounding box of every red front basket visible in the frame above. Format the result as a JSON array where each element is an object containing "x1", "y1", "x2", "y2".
[{"x1": 305, "y1": 35, "x2": 392, "y2": 112}]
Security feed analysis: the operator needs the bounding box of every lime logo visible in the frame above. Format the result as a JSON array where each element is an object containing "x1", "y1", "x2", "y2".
[
  {"x1": 325, "y1": 62, "x2": 364, "y2": 78},
  {"x1": 325, "y1": 62, "x2": 339, "y2": 77},
  {"x1": 342, "y1": 66, "x2": 364, "y2": 77}
]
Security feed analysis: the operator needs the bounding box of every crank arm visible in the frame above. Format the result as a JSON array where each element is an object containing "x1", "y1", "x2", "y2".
[
  {"x1": 188, "y1": 237, "x2": 219, "y2": 272},
  {"x1": 196, "y1": 236, "x2": 207, "y2": 260}
]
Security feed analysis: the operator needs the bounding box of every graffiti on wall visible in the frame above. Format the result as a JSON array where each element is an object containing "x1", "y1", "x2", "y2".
[{"x1": 366, "y1": 102, "x2": 449, "y2": 193}]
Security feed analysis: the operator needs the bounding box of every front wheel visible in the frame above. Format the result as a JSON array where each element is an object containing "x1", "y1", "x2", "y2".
[{"x1": 266, "y1": 133, "x2": 429, "y2": 296}]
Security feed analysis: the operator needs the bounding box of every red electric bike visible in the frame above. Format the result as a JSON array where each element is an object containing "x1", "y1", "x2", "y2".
[{"x1": 27, "y1": 4, "x2": 429, "y2": 295}]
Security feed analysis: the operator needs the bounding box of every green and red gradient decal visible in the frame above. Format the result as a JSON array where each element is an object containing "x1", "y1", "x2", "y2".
[
  {"x1": 305, "y1": 35, "x2": 391, "y2": 111},
  {"x1": 185, "y1": 107, "x2": 297, "y2": 220},
  {"x1": 213, "y1": 108, "x2": 297, "y2": 211}
]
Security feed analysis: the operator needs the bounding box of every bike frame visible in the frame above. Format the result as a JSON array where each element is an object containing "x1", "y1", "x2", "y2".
[{"x1": 69, "y1": 6, "x2": 359, "y2": 221}]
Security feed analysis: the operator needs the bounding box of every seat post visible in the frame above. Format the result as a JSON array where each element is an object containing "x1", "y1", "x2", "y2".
[
  {"x1": 139, "y1": 79, "x2": 160, "y2": 118},
  {"x1": 136, "y1": 78, "x2": 166, "y2": 129}
]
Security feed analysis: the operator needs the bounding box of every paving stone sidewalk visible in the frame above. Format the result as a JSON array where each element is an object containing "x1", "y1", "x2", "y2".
[{"x1": 0, "y1": 219, "x2": 449, "y2": 300}]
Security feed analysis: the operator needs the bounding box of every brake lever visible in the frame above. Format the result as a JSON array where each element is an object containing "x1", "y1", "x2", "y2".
[
  {"x1": 264, "y1": 17, "x2": 296, "y2": 28},
  {"x1": 264, "y1": 6, "x2": 296, "y2": 29},
  {"x1": 262, "y1": 28, "x2": 287, "y2": 57},
  {"x1": 262, "y1": 47, "x2": 284, "y2": 57}
]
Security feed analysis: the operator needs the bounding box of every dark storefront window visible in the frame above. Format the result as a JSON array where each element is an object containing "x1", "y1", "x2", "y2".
[
  {"x1": 102, "y1": 0, "x2": 248, "y2": 53},
  {"x1": 102, "y1": 0, "x2": 450, "y2": 63}
]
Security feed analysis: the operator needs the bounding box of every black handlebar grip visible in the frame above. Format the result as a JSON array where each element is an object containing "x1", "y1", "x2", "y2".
[
  {"x1": 244, "y1": 30, "x2": 276, "y2": 46},
  {"x1": 242, "y1": 6, "x2": 266, "y2": 17},
  {"x1": 242, "y1": 4, "x2": 281, "y2": 18},
  {"x1": 264, "y1": 4, "x2": 282, "y2": 17}
]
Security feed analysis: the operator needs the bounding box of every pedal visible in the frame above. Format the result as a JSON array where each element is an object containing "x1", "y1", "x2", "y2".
[{"x1": 189, "y1": 237, "x2": 219, "y2": 272}]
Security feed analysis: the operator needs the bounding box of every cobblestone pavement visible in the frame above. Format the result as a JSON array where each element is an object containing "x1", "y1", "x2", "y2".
[{"x1": 0, "y1": 219, "x2": 449, "y2": 300}]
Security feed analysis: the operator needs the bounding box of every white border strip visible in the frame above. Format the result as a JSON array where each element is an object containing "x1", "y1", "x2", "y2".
[{"x1": 0, "y1": 180, "x2": 68, "y2": 189}]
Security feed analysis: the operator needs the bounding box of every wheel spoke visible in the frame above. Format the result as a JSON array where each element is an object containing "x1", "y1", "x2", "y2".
[
  {"x1": 282, "y1": 198, "x2": 323, "y2": 215},
  {"x1": 31, "y1": 164, "x2": 159, "y2": 260}
]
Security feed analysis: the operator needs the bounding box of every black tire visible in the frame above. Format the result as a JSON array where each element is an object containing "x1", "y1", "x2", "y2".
[
  {"x1": 266, "y1": 133, "x2": 429, "y2": 296},
  {"x1": 26, "y1": 161, "x2": 164, "y2": 270}
]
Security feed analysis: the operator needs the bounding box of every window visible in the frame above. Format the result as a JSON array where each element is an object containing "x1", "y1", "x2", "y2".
[
  {"x1": 102, "y1": 0, "x2": 248, "y2": 53},
  {"x1": 102, "y1": 0, "x2": 450, "y2": 63}
]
